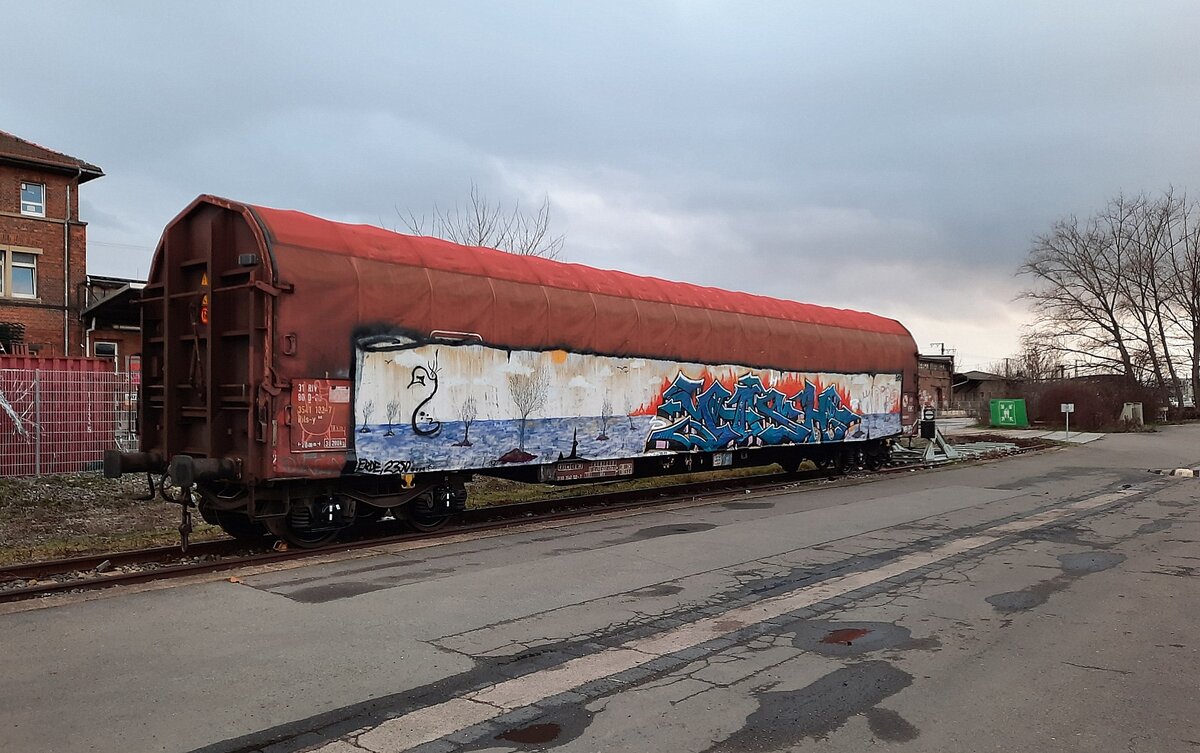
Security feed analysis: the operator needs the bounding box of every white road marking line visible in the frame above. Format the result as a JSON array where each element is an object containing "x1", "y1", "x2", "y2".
[
  {"x1": 467, "y1": 648, "x2": 649, "y2": 710},
  {"x1": 348, "y1": 489, "x2": 1138, "y2": 753},
  {"x1": 356, "y1": 698, "x2": 498, "y2": 753}
]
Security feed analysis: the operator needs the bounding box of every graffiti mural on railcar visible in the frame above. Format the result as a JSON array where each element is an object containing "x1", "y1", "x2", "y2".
[
  {"x1": 351, "y1": 339, "x2": 903, "y2": 474},
  {"x1": 647, "y1": 372, "x2": 863, "y2": 451}
]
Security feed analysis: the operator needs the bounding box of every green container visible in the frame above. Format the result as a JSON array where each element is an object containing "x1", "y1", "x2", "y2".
[{"x1": 989, "y1": 398, "x2": 1029, "y2": 428}]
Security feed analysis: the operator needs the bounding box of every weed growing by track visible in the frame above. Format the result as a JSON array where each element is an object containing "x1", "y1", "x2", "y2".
[{"x1": 0, "y1": 474, "x2": 221, "y2": 565}]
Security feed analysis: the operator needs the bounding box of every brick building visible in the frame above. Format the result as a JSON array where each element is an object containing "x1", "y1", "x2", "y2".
[
  {"x1": 80, "y1": 273, "x2": 144, "y2": 366},
  {"x1": 917, "y1": 353, "x2": 955, "y2": 411},
  {"x1": 0, "y1": 130, "x2": 104, "y2": 357}
]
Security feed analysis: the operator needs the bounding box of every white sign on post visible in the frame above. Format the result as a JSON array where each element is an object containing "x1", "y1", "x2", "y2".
[{"x1": 1061, "y1": 403, "x2": 1074, "y2": 439}]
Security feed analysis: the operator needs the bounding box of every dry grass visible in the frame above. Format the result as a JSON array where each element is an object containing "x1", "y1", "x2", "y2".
[{"x1": 0, "y1": 473, "x2": 221, "y2": 565}]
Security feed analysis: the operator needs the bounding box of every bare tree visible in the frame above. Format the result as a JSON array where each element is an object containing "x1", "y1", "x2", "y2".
[
  {"x1": 454, "y1": 396, "x2": 478, "y2": 447},
  {"x1": 1017, "y1": 333, "x2": 1064, "y2": 381},
  {"x1": 1163, "y1": 197, "x2": 1200, "y2": 405},
  {"x1": 989, "y1": 332, "x2": 1063, "y2": 381},
  {"x1": 400, "y1": 183, "x2": 564, "y2": 259},
  {"x1": 507, "y1": 365, "x2": 550, "y2": 451},
  {"x1": 1020, "y1": 204, "x2": 1138, "y2": 381},
  {"x1": 597, "y1": 396, "x2": 613, "y2": 441},
  {"x1": 1020, "y1": 189, "x2": 1200, "y2": 412},
  {"x1": 384, "y1": 400, "x2": 401, "y2": 436},
  {"x1": 1113, "y1": 193, "x2": 1183, "y2": 404},
  {"x1": 358, "y1": 400, "x2": 375, "y2": 433}
]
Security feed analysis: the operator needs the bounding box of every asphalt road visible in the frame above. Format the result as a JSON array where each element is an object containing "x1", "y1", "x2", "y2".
[{"x1": 2, "y1": 427, "x2": 1198, "y2": 753}]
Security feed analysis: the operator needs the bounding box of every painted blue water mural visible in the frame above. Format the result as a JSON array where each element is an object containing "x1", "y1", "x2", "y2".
[{"x1": 354, "y1": 412, "x2": 902, "y2": 473}]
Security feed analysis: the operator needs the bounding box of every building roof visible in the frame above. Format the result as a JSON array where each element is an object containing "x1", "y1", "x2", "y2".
[
  {"x1": 0, "y1": 130, "x2": 104, "y2": 183},
  {"x1": 86, "y1": 273, "x2": 146, "y2": 287},
  {"x1": 956, "y1": 370, "x2": 1008, "y2": 381},
  {"x1": 81, "y1": 280, "x2": 144, "y2": 327}
]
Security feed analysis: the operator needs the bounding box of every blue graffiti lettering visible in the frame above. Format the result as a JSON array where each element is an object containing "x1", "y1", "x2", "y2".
[{"x1": 646, "y1": 372, "x2": 862, "y2": 451}]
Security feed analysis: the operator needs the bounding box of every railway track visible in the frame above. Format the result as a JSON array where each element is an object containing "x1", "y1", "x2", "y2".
[{"x1": 0, "y1": 442, "x2": 1043, "y2": 604}]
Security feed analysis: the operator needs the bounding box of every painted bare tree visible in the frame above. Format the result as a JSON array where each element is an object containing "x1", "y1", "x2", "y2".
[
  {"x1": 358, "y1": 400, "x2": 375, "y2": 433},
  {"x1": 454, "y1": 396, "x2": 478, "y2": 447},
  {"x1": 508, "y1": 364, "x2": 550, "y2": 452},
  {"x1": 400, "y1": 183, "x2": 564, "y2": 259},
  {"x1": 384, "y1": 400, "x2": 401, "y2": 436},
  {"x1": 0, "y1": 386, "x2": 29, "y2": 439},
  {"x1": 597, "y1": 396, "x2": 613, "y2": 441}
]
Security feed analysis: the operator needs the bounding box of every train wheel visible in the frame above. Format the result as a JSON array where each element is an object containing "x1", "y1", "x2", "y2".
[
  {"x1": 264, "y1": 499, "x2": 343, "y2": 548},
  {"x1": 211, "y1": 509, "x2": 267, "y2": 542},
  {"x1": 864, "y1": 447, "x2": 886, "y2": 471},
  {"x1": 407, "y1": 493, "x2": 452, "y2": 532}
]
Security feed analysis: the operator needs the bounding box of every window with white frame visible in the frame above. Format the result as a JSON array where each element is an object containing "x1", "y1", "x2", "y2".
[
  {"x1": 93, "y1": 341, "x2": 118, "y2": 359},
  {"x1": 0, "y1": 247, "x2": 39, "y2": 298},
  {"x1": 20, "y1": 182, "x2": 45, "y2": 217}
]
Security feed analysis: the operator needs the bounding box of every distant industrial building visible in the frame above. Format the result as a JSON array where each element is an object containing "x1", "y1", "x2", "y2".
[{"x1": 917, "y1": 353, "x2": 955, "y2": 411}]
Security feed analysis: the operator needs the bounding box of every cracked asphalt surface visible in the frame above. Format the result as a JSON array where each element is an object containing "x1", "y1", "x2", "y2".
[{"x1": 2, "y1": 427, "x2": 1199, "y2": 753}]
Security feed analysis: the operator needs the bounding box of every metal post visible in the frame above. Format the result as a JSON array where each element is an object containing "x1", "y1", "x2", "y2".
[
  {"x1": 33, "y1": 370, "x2": 41, "y2": 477},
  {"x1": 1065, "y1": 410, "x2": 1070, "y2": 441}
]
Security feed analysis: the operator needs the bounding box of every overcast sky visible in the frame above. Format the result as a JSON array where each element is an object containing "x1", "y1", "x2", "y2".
[{"x1": 5, "y1": 2, "x2": 1200, "y2": 369}]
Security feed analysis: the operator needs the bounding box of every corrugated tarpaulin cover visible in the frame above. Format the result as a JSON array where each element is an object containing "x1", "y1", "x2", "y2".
[{"x1": 187, "y1": 197, "x2": 919, "y2": 378}]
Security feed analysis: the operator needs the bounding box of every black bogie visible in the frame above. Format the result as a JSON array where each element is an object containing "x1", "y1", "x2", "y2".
[{"x1": 193, "y1": 440, "x2": 888, "y2": 548}]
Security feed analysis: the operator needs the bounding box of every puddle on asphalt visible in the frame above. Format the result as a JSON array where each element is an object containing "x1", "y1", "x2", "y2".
[
  {"x1": 821, "y1": 628, "x2": 871, "y2": 645},
  {"x1": 487, "y1": 704, "x2": 595, "y2": 750},
  {"x1": 865, "y1": 707, "x2": 921, "y2": 742},
  {"x1": 277, "y1": 581, "x2": 384, "y2": 603},
  {"x1": 497, "y1": 723, "x2": 561, "y2": 744},
  {"x1": 789, "y1": 620, "x2": 941, "y2": 657},
  {"x1": 1058, "y1": 551, "x2": 1125, "y2": 573},
  {"x1": 273, "y1": 566, "x2": 459, "y2": 603},
  {"x1": 624, "y1": 523, "x2": 718, "y2": 541},
  {"x1": 705, "y1": 661, "x2": 917, "y2": 751},
  {"x1": 1028, "y1": 523, "x2": 1113, "y2": 550},
  {"x1": 987, "y1": 550, "x2": 1126, "y2": 613}
]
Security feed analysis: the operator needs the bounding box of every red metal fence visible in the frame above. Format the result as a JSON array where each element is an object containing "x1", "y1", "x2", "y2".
[{"x1": 0, "y1": 362, "x2": 139, "y2": 477}]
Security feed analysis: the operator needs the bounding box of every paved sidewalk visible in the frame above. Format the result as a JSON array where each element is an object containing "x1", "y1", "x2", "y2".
[{"x1": 939, "y1": 417, "x2": 1106, "y2": 444}]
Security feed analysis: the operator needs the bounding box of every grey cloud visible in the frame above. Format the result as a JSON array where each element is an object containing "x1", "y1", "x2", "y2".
[{"x1": 4, "y1": 1, "x2": 1200, "y2": 367}]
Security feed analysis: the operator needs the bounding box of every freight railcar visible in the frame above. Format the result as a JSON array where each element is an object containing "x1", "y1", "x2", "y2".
[{"x1": 105, "y1": 196, "x2": 920, "y2": 546}]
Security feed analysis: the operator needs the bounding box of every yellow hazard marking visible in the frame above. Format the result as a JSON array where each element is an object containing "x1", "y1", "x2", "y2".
[
  {"x1": 200, "y1": 273, "x2": 209, "y2": 287},
  {"x1": 201, "y1": 294, "x2": 209, "y2": 306}
]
